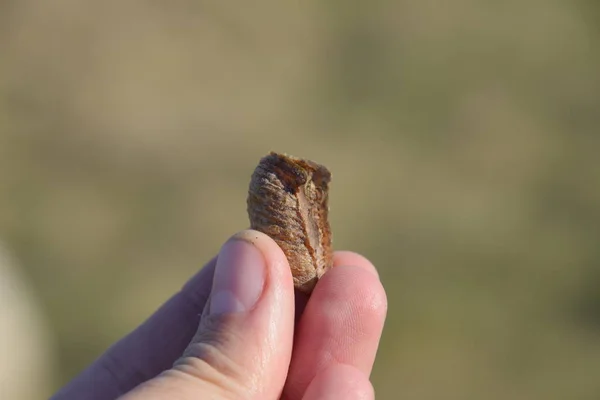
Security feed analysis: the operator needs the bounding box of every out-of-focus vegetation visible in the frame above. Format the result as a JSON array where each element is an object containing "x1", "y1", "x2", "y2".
[{"x1": 1, "y1": 1, "x2": 600, "y2": 398}]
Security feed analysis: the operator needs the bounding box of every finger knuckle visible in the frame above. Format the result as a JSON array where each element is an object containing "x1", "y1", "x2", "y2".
[{"x1": 172, "y1": 314, "x2": 250, "y2": 398}]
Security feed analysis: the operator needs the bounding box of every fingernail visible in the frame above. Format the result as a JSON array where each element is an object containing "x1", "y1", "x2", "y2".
[{"x1": 210, "y1": 239, "x2": 266, "y2": 315}]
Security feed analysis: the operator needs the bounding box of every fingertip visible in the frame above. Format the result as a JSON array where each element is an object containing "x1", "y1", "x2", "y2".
[
  {"x1": 286, "y1": 264, "x2": 387, "y2": 393},
  {"x1": 318, "y1": 265, "x2": 388, "y2": 330},
  {"x1": 333, "y1": 251, "x2": 379, "y2": 279}
]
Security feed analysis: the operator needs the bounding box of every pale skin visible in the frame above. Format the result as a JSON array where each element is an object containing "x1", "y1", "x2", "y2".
[{"x1": 52, "y1": 230, "x2": 387, "y2": 400}]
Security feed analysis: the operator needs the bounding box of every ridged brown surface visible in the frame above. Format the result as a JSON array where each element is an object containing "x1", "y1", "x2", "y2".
[{"x1": 247, "y1": 152, "x2": 333, "y2": 293}]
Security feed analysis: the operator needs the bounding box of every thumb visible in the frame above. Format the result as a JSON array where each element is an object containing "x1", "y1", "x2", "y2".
[{"x1": 120, "y1": 230, "x2": 295, "y2": 400}]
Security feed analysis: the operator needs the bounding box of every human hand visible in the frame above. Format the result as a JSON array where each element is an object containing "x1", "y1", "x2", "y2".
[{"x1": 52, "y1": 230, "x2": 387, "y2": 399}]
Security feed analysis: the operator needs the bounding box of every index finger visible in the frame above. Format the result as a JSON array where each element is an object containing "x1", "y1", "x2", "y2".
[{"x1": 282, "y1": 252, "x2": 388, "y2": 400}]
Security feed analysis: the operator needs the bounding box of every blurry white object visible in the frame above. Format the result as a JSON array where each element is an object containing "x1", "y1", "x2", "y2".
[{"x1": 0, "y1": 244, "x2": 53, "y2": 400}]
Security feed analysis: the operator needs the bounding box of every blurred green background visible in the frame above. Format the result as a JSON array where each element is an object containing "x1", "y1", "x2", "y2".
[{"x1": 1, "y1": 1, "x2": 600, "y2": 398}]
